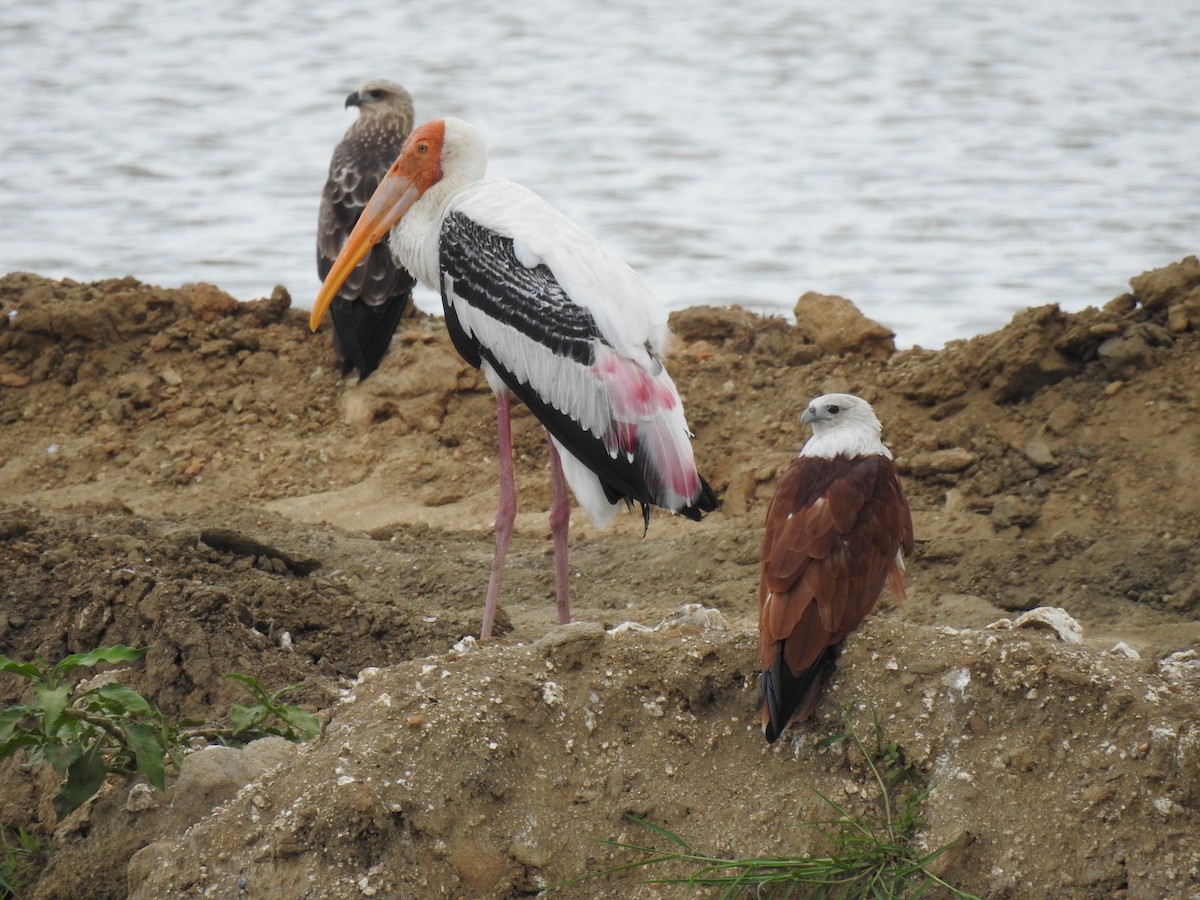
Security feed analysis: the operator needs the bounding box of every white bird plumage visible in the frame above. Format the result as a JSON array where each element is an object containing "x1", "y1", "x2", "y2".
[
  {"x1": 799, "y1": 393, "x2": 892, "y2": 460},
  {"x1": 311, "y1": 117, "x2": 717, "y2": 638}
]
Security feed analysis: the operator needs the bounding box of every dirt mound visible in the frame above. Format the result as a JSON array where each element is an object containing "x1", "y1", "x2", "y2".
[{"x1": 1, "y1": 260, "x2": 1199, "y2": 897}]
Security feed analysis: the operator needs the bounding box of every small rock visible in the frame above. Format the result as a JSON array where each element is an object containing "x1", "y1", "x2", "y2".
[
  {"x1": 989, "y1": 495, "x2": 1039, "y2": 529},
  {"x1": 654, "y1": 603, "x2": 727, "y2": 631},
  {"x1": 1152, "y1": 796, "x2": 1184, "y2": 817},
  {"x1": 1023, "y1": 439, "x2": 1056, "y2": 469},
  {"x1": 165, "y1": 737, "x2": 297, "y2": 832},
  {"x1": 509, "y1": 836, "x2": 552, "y2": 868},
  {"x1": 607, "y1": 620, "x2": 654, "y2": 635},
  {"x1": 668, "y1": 305, "x2": 761, "y2": 342},
  {"x1": 533, "y1": 621, "x2": 606, "y2": 669},
  {"x1": 452, "y1": 635, "x2": 478, "y2": 654},
  {"x1": 942, "y1": 488, "x2": 972, "y2": 516},
  {"x1": 1103, "y1": 293, "x2": 1137, "y2": 315},
  {"x1": 1167, "y1": 303, "x2": 1191, "y2": 333},
  {"x1": 447, "y1": 839, "x2": 510, "y2": 893},
  {"x1": 1128, "y1": 256, "x2": 1200, "y2": 310},
  {"x1": 1097, "y1": 332, "x2": 1148, "y2": 370},
  {"x1": 792, "y1": 292, "x2": 896, "y2": 359},
  {"x1": 1010, "y1": 607, "x2": 1083, "y2": 644},
  {"x1": 902, "y1": 447, "x2": 979, "y2": 477},
  {"x1": 1158, "y1": 649, "x2": 1200, "y2": 683},
  {"x1": 197, "y1": 338, "x2": 235, "y2": 357},
  {"x1": 1088, "y1": 322, "x2": 1122, "y2": 339},
  {"x1": 1108, "y1": 642, "x2": 1141, "y2": 659},
  {"x1": 922, "y1": 538, "x2": 967, "y2": 561},
  {"x1": 185, "y1": 283, "x2": 238, "y2": 321},
  {"x1": 230, "y1": 329, "x2": 261, "y2": 351},
  {"x1": 124, "y1": 782, "x2": 163, "y2": 813},
  {"x1": 1045, "y1": 400, "x2": 1081, "y2": 435}
]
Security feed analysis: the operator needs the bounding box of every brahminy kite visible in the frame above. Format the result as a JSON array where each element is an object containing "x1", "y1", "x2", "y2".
[{"x1": 758, "y1": 393, "x2": 913, "y2": 742}]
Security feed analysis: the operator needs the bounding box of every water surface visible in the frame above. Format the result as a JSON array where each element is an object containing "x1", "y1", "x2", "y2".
[{"x1": 2, "y1": 0, "x2": 1197, "y2": 347}]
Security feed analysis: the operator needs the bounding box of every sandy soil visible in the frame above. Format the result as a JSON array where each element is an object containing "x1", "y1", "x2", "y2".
[{"x1": 1, "y1": 259, "x2": 1199, "y2": 898}]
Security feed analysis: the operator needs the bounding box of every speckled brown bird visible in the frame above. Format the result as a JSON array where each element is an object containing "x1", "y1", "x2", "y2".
[
  {"x1": 316, "y1": 80, "x2": 418, "y2": 379},
  {"x1": 758, "y1": 393, "x2": 914, "y2": 742}
]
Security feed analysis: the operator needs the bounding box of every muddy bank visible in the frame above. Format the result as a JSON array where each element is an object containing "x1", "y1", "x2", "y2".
[{"x1": 1, "y1": 259, "x2": 1199, "y2": 897}]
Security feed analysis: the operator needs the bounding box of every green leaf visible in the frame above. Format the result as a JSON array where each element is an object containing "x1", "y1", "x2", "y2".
[
  {"x1": 53, "y1": 741, "x2": 107, "y2": 819},
  {"x1": 0, "y1": 655, "x2": 42, "y2": 681},
  {"x1": 43, "y1": 740, "x2": 84, "y2": 778},
  {"x1": 0, "y1": 705, "x2": 38, "y2": 744},
  {"x1": 53, "y1": 646, "x2": 149, "y2": 678},
  {"x1": 814, "y1": 732, "x2": 851, "y2": 752},
  {"x1": 35, "y1": 684, "x2": 70, "y2": 731},
  {"x1": 0, "y1": 733, "x2": 39, "y2": 762},
  {"x1": 268, "y1": 682, "x2": 304, "y2": 705},
  {"x1": 626, "y1": 815, "x2": 696, "y2": 851},
  {"x1": 223, "y1": 673, "x2": 269, "y2": 704},
  {"x1": 229, "y1": 703, "x2": 262, "y2": 734},
  {"x1": 123, "y1": 722, "x2": 165, "y2": 790},
  {"x1": 278, "y1": 707, "x2": 321, "y2": 741},
  {"x1": 92, "y1": 683, "x2": 155, "y2": 718}
]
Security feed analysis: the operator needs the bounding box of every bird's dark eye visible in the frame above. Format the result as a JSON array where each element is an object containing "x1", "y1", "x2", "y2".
[
  {"x1": 827, "y1": 405, "x2": 840, "y2": 414},
  {"x1": 366, "y1": 89, "x2": 383, "y2": 100}
]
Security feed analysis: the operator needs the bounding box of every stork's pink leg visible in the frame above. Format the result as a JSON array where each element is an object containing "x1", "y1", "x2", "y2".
[
  {"x1": 481, "y1": 391, "x2": 516, "y2": 639},
  {"x1": 546, "y1": 435, "x2": 572, "y2": 625}
]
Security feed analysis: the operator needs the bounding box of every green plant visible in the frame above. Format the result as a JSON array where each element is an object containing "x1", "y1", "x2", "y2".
[
  {"x1": 0, "y1": 826, "x2": 44, "y2": 899},
  {"x1": 0, "y1": 646, "x2": 320, "y2": 820},
  {"x1": 0, "y1": 646, "x2": 170, "y2": 819},
  {"x1": 547, "y1": 707, "x2": 977, "y2": 898},
  {"x1": 222, "y1": 673, "x2": 320, "y2": 743}
]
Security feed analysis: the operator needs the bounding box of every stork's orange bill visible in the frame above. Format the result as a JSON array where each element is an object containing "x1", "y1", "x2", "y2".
[{"x1": 311, "y1": 120, "x2": 447, "y2": 332}]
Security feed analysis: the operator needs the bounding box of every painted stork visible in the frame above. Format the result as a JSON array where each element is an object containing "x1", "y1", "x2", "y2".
[
  {"x1": 758, "y1": 393, "x2": 913, "y2": 742},
  {"x1": 310, "y1": 117, "x2": 718, "y2": 637},
  {"x1": 316, "y1": 79, "x2": 417, "y2": 379}
]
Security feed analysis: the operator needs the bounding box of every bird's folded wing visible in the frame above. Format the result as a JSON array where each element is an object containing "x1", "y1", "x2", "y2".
[
  {"x1": 439, "y1": 208, "x2": 705, "y2": 515},
  {"x1": 758, "y1": 455, "x2": 904, "y2": 669}
]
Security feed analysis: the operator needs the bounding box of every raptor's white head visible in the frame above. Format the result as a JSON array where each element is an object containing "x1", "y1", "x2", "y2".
[{"x1": 799, "y1": 393, "x2": 891, "y2": 460}]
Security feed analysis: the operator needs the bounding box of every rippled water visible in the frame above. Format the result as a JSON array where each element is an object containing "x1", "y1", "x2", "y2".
[{"x1": 2, "y1": 0, "x2": 1197, "y2": 347}]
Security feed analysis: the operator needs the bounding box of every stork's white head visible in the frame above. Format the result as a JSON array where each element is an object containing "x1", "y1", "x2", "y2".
[
  {"x1": 799, "y1": 393, "x2": 891, "y2": 460},
  {"x1": 310, "y1": 117, "x2": 489, "y2": 330},
  {"x1": 438, "y1": 118, "x2": 489, "y2": 184}
]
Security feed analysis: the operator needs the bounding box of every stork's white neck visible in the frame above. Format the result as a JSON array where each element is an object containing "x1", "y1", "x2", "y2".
[
  {"x1": 390, "y1": 118, "x2": 489, "y2": 289},
  {"x1": 389, "y1": 183, "x2": 457, "y2": 289}
]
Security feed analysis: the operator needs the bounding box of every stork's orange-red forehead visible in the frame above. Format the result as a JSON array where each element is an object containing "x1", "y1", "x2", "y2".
[
  {"x1": 383, "y1": 119, "x2": 445, "y2": 187},
  {"x1": 401, "y1": 119, "x2": 446, "y2": 158}
]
